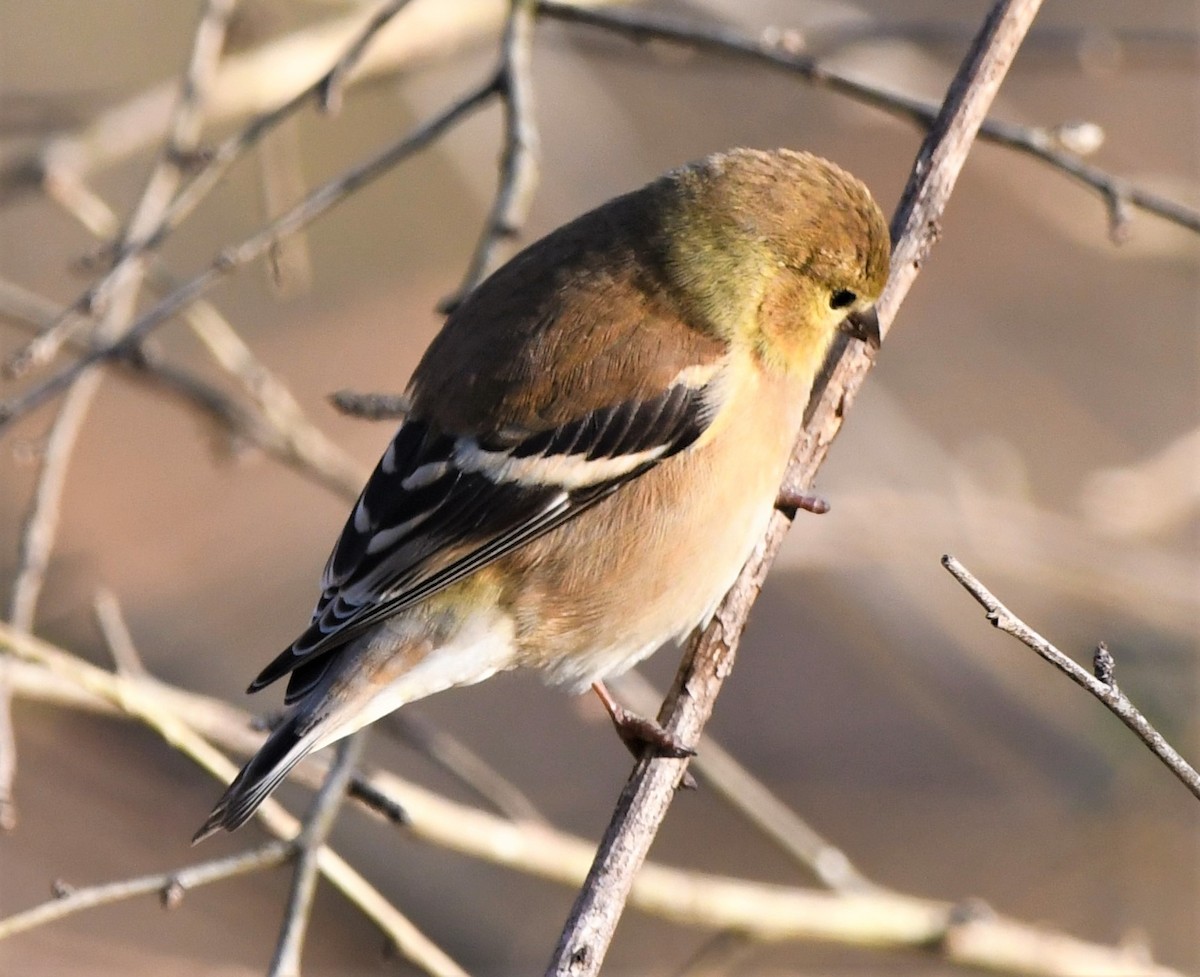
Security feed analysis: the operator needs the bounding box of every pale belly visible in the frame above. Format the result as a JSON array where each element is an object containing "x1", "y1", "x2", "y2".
[{"x1": 503, "y1": 369, "x2": 808, "y2": 690}]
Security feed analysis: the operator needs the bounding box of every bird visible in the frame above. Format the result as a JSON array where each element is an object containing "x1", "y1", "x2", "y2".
[{"x1": 194, "y1": 147, "x2": 890, "y2": 841}]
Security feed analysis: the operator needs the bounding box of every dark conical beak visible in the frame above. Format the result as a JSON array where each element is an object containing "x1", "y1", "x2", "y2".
[{"x1": 841, "y1": 306, "x2": 881, "y2": 349}]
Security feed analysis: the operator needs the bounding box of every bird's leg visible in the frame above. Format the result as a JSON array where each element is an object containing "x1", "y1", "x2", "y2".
[
  {"x1": 774, "y1": 487, "x2": 830, "y2": 518},
  {"x1": 591, "y1": 681, "x2": 696, "y2": 759}
]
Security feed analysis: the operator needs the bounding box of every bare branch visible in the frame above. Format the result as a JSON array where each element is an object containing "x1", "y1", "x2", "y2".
[
  {"x1": 93, "y1": 588, "x2": 149, "y2": 679},
  {"x1": 269, "y1": 733, "x2": 366, "y2": 977},
  {"x1": 1, "y1": 276, "x2": 366, "y2": 500},
  {"x1": 3, "y1": 0, "x2": 240, "y2": 377},
  {"x1": 545, "y1": 2, "x2": 1047, "y2": 973},
  {"x1": 384, "y1": 712, "x2": 546, "y2": 824},
  {"x1": 0, "y1": 841, "x2": 293, "y2": 940},
  {"x1": 0, "y1": 0, "x2": 241, "y2": 831},
  {"x1": 318, "y1": 0, "x2": 418, "y2": 114},
  {"x1": 442, "y1": 0, "x2": 541, "y2": 311},
  {"x1": 536, "y1": 1, "x2": 1200, "y2": 238},
  {"x1": 1, "y1": 1, "x2": 622, "y2": 203},
  {"x1": 3, "y1": 635, "x2": 1183, "y2": 977},
  {"x1": 0, "y1": 621, "x2": 468, "y2": 977},
  {"x1": 941, "y1": 554, "x2": 1200, "y2": 801},
  {"x1": 329, "y1": 388, "x2": 412, "y2": 421},
  {"x1": 0, "y1": 81, "x2": 496, "y2": 432},
  {"x1": 610, "y1": 671, "x2": 873, "y2": 893}
]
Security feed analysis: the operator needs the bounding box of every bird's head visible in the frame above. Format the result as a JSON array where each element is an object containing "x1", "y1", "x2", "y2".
[{"x1": 658, "y1": 148, "x2": 891, "y2": 376}]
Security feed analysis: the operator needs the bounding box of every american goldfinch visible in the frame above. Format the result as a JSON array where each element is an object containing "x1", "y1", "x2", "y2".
[{"x1": 195, "y1": 148, "x2": 889, "y2": 840}]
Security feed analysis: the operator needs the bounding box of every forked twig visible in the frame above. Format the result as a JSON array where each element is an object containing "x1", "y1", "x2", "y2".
[{"x1": 942, "y1": 555, "x2": 1200, "y2": 801}]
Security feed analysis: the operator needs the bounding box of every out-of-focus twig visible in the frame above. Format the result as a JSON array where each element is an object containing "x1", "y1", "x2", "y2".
[
  {"x1": 5, "y1": 0, "x2": 240, "y2": 379},
  {"x1": 0, "y1": 840, "x2": 294, "y2": 940},
  {"x1": 8, "y1": 0, "x2": 240, "y2": 609},
  {"x1": 0, "y1": 1, "x2": 632, "y2": 205},
  {"x1": 442, "y1": 0, "x2": 541, "y2": 311},
  {"x1": 384, "y1": 712, "x2": 546, "y2": 824},
  {"x1": 0, "y1": 620, "x2": 467, "y2": 977},
  {"x1": 942, "y1": 555, "x2": 1200, "y2": 801},
  {"x1": 610, "y1": 670, "x2": 874, "y2": 893},
  {"x1": 546, "y1": 2, "x2": 1047, "y2": 974},
  {"x1": 318, "y1": 0, "x2": 418, "y2": 114},
  {"x1": 1, "y1": 626, "x2": 1183, "y2": 977},
  {"x1": 93, "y1": 588, "x2": 149, "y2": 679},
  {"x1": 537, "y1": 1, "x2": 1200, "y2": 239},
  {"x1": 329, "y1": 388, "x2": 412, "y2": 421},
  {"x1": 2, "y1": 263, "x2": 366, "y2": 502},
  {"x1": 0, "y1": 0, "x2": 241, "y2": 833},
  {"x1": 0, "y1": 80, "x2": 496, "y2": 432},
  {"x1": 269, "y1": 733, "x2": 366, "y2": 977}
]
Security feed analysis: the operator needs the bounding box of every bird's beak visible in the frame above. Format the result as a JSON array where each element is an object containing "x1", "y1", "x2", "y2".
[{"x1": 840, "y1": 306, "x2": 881, "y2": 349}]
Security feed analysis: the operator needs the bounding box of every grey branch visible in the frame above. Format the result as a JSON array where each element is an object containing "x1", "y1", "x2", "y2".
[
  {"x1": 442, "y1": 0, "x2": 542, "y2": 311},
  {"x1": 0, "y1": 80, "x2": 496, "y2": 432},
  {"x1": 0, "y1": 841, "x2": 293, "y2": 940},
  {"x1": 545, "y1": 2, "x2": 1047, "y2": 974},
  {"x1": 536, "y1": 1, "x2": 1200, "y2": 238},
  {"x1": 942, "y1": 555, "x2": 1200, "y2": 802},
  {"x1": 269, "y1": 733, "x2": 367, "y2": 977}
]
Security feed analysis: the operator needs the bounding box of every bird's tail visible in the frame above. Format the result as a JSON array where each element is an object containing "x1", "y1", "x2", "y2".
[{"x1": 193, "y1": 713, "x2": 317, "y2": 843}]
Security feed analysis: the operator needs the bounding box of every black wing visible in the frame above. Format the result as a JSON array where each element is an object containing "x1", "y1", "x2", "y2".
[{"x1": 250, "y1": 380, "x2": 716, "y2": 701}]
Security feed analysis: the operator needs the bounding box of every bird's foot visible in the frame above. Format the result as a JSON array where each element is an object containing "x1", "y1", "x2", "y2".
[{"x1": 591, "y1": 681, "x2": 696, "y2": 760}]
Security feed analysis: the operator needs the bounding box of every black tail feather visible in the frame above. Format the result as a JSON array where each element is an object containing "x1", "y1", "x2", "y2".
[{"x1": 193, "y1": 715, "x2": 313, "y2": 843}]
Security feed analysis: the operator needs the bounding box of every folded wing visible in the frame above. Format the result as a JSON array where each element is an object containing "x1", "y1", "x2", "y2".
[{"x1": 250, "y1": 378, "x2": 718, "y2": 701}]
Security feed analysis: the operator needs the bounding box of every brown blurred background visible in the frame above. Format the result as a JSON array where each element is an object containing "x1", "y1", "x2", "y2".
[{"x1": 1, "y1": 1, "x2": 1197, "y2": 974}]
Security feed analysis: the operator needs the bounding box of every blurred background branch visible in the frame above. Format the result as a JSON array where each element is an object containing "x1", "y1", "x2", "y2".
[
  {"x1": 1, "y1": 621, "x2": 1183, "y2": 976},
  {"x1": 0, "y1": 0, "x2": 1196, "y2": 974}
]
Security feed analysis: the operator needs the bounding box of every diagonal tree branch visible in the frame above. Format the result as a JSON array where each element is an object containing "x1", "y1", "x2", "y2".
[
  {"x1": 0, "y1": 80, "x2": 496, "y2": 432},
  {"x1": 545, "y1": 1, "x2": 1047, "y2": 973},
  {"x1": 942, "y1": 555, "x2": 1200, "y2": 801},
  {"x1": 3, "y1": 626, "x2": 1183, "y2": 977},
  {"x1": 536, "y1": 1, "x2": 1200, "y2": 238},
  {"x1": 268, "y1": 733, "x2": 367, "y2": 977}
]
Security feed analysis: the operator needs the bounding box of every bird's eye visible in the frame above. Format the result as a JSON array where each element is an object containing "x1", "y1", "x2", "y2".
[{"x1": 829, "y1": 289, "x2": 857, "y2": 310}]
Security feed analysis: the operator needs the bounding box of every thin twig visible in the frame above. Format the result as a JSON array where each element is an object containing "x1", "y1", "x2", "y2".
[
  {"x1": 92, "y1": 588, "x2": 148, "y2": 679},
  {"x1": 0, "y1": 80, "x2": 497, "y2": 432},
  {"x1": 0, "y1": 667, "x2": 11, "y2": 832},
  {"x1": 6, "y1": 0, "x2": 239, "y2": 620},
  {"x1": 442, "y1": 0, "x2": 541, "y2": 311},
  {"x1": 4, "y1": 0, "x2": 240, "y2": 379},
  {"x1": 318, "y1": 0, "x2": 418, "y2": 114},
  {"x1": 545, "y1": 3, "x2": 1046, "y2": 974},
  {"x1": 4, "y1": 0, "x2": 422, "y2": 376},
  {"x1": 1, "y1": 376, "x2": 104, "y2": 830},
  {"x1": 329, "y1": 388, "x2": 412, "y2": 421},
  {"x1": 0, "y1": 840, "x2": 293, "y2": 940},
  {"x1": 0, "y1": 622, "x2": 467, "y2": 977},
  {"x1": 0, "y1": 0, "x2": 240, "y2": 824},
  {"x1": 610, "y1": 671, "x2": 874, "y2": 893},
  {"x1": 1, "y1": 278, "x2": 366, "y2": 500},
  {"x1": 941, "y1": 554, "x2": 1200, "y2": 801},
  {"x1": 3, "y1": 637, "x2": 1183, "y2": 977},
  {"x1": 269, "y1": 732, "x2": 367, "y2": 977},
  {"x1": 384, "y1": 712, "x2": 546, "y2": 824},
  {"x1": 536, "y1": 1, "x2": 1200, "y2": 238}
]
